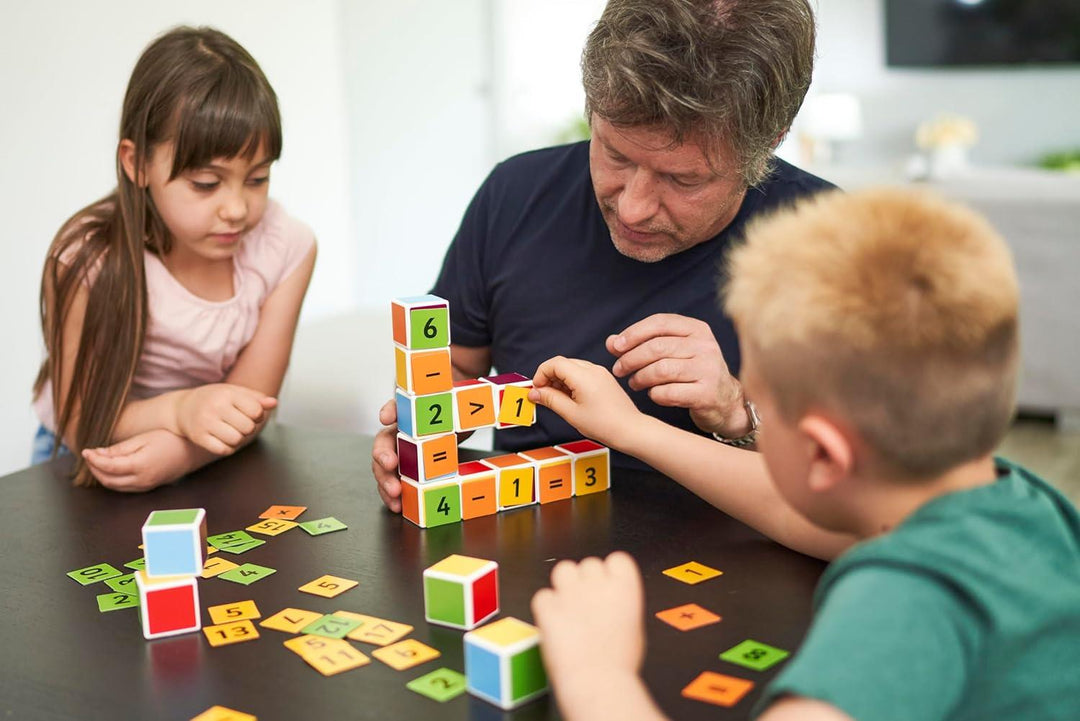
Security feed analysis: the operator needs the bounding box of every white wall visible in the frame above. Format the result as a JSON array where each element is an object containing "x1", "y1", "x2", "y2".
[
  {"x1": 0, "y1": 0, "x2": 352, "y2": 476},
  {"x1": 808, "y1": 0, "x2": 1080, "y2": 167},
  {"x1": 341, "y1": 0, "x2": 496, "y2": 309}
]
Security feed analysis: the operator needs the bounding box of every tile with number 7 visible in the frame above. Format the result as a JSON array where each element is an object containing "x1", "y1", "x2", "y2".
[
  {"x1": 218, "y1": 563, "x2": 276, "y2": 586},
  {"x1": 298, "y1": 517, "x2": 348, "y2": 536},
  {"x1": 299, "y1": 574, "x2": 358, "y2": 598},
  {"x1": 372, "y1": 638, "x2": 441, "y2": 671},
  {"x1": 334, "y1": 611, "x2": 413, "y2": 646},
  {"x1": 662, "y1": 561, "x2": 722, "y2": 585},
  {"x1": 261, "y1": 608, "x2": 324, "y2": 634}
]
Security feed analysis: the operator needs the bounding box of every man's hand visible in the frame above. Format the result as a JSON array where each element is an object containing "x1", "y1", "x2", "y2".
[
  {"x1": 371, "y1": 399, "x2": 403, "y2": 512},
  {"x1": 607, "y1": 313, "x2": 750, "y2": 438},
  {"x1": 529, "y1": 356, "x2": 647, "y2": 451},
  {"x1": 82, "y1": 429, "x2": 193, "y2": 492},
  {"x1": 531, "y1": 552, "x2": 648, "y2": 714},
  {"x1": 174, "y1": 384, "x2": 277, "y2": 455}
]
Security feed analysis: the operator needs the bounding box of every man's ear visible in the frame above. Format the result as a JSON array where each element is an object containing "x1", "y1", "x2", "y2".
[
  {"x1": 798, "y1": 414, "x2": 854, "y2": 494},
  {"x1": 118, "y1": 139, "x2": 144, "y2": 186}
]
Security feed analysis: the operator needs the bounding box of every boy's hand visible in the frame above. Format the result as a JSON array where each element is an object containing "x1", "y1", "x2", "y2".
[
  {"x1": 531, "y1": 552, "x2": 646, "y2": 691},
  {"x1": 174, "y1": 384, "x2": 276, "y2": 455},
  {"x1": 529, "y1": 356, "x2": 646, "y2": 449},
  {"x1": 82, "y1": 429, "x2": 191, "y2": 492},
  {"x1": 607, "y1": 314, "x2": 748, "y2": 438},
  {"x1": 371, "y1": 398, "x2": 403, "y2": 512}
]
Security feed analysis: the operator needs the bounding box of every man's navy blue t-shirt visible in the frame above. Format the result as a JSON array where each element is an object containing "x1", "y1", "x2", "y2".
[{"x1": 433, "y1": 140, "x2": 834, "y2": 464}]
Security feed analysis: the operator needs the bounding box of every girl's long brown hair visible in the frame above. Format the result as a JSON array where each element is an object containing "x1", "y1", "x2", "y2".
[{"x1": 34, "y1": 26, "x2": 282, "y2": 485}]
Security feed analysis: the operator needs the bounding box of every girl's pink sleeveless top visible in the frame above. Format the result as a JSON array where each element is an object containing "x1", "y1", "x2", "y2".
[{"x1": 34, "y1": 199, "x2": 315, "y2": 431}]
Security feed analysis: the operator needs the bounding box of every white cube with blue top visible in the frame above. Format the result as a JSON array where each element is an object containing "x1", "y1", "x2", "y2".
[{"x1": 141, "y1": 508, "x2": 207, "y2": 578}]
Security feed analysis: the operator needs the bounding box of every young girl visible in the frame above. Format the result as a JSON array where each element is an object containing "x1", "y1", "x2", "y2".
[{"x1": 32, "y1": 26, "x2": 316, "y2": 491}]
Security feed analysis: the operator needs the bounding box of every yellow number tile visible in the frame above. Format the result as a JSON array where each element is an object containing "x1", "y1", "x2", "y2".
[
  {"x1": 201, "y1": 557, "x2": 240, "y2": 579},
  {"x1": 189, "y1": 705, "x2": 256, "y2": 721},
  {"x1": 298, "y1": 574, "x2": 359, "y2": 598},
  {"x1": 333, "y1": 612, "x2": 414, "y2": 646},
  {"x1": 246, "y1": 519, "x2": 298, "y2": 537},
  {"x1": 662, "y1": 561, "x2": 723, "y2": 585},
  {"x1": 203, "y1": 620, "x2": 260, "y2": 647},
  {"x1": 372, "y1": 639, "x2": 441, "y2": 671},
  {"x1": 261, "y1": 608, "x2": 324, "y2": 634},
  {"x1": 302, "y1": 643, "x2": 370, "y2": 676},
  {"x1": 207, "y1": 600, "x2": 261, "y2": 626}
]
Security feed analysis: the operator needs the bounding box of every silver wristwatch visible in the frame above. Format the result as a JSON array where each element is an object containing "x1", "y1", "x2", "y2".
[{"x1": 711, "y1": 399, "x2": 761, "y2": 448}]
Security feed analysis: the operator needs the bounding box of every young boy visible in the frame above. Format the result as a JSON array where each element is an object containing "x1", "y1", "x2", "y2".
[{"x1": 527, "y1": 189, "x2": 1080, "y2": 720}]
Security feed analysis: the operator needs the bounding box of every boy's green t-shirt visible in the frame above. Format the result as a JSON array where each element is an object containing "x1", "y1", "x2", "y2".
[{"x1": 754, "y1": 458, "x2": 1080, "y2": 720}]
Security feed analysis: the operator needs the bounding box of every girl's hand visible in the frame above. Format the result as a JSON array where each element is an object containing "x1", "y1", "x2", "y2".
[
  {"x1": 531, "y1": 552, "x2": 646, "y2": 699},
  {"x1": 82, "y1": 429, "x2": 191, "y2": 492},
  {"x1": 528, "y1": 356, "x2": 646, "y2": 450},
  {"x1": 174, "y1": 384, "x2": 277, "y2": 455}
]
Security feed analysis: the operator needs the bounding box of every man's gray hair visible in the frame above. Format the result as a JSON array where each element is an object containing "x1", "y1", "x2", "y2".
[{"x1": 582, "y1": 0, "x2": 816, "y2": 186}]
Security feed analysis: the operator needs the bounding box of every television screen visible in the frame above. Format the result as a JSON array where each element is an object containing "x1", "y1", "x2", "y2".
[{"x1": 885, "y1": 0, "x2": 1080, "y2": 67}]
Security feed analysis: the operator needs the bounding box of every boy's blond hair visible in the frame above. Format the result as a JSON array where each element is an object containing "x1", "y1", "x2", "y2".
[{"x1": 724, "y1": 188, "x2": 1019, "y2": 480}]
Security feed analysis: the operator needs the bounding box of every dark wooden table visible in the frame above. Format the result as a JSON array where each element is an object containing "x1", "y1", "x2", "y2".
[{"x1": 0, "y1": 424, "x2": 825, "y2": 720}]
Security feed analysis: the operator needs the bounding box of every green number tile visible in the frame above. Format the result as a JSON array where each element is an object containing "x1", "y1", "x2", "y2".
[
  {"x1": 207, "y1": 531, "x2": 257, "y2": 549},
  {"x1": 97, "y1": 592, "x2": 139, "y2": 612},
  {"x1": 298, "y1": 517, "x2": 348, "y2": 536},
  {"x1": 67, "y1": 563, "x2": 122, "y2": 586},
  {"x1": 218, "y1": 563, "x2": 276, "y2": 586},
  {"x1": 299, "y1": 614, "x2": 364, "y2": 639},
  {"x1": 415, "y1": 393, "x2": 453, "y2": 436},
  {"x1": 720, "y1": 639, "x2": 790, "y2": 672},
  {"x1": 409, "y1": 307, "x2": 450, "y2": 350},
  {"x1": 124, "y1": 557, "x2": 146, "y2": 571},
  {"x1": 104, "y1": 573, "x2": 136, "y2": 593},
  {"x1": 407, "y1": 668, "x2": 467, "y2": 702},
  {"x1": 215, "y1": 539, "x2": 266, "y2": 554}
]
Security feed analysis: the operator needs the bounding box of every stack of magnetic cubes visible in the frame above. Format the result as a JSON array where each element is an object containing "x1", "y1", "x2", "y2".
[
  {"x1": 134, "y1": 508, "x2": 207, "y2": 639},
  {"x1": 393, "y1": 295, "x2": 612, "y2": 529}
]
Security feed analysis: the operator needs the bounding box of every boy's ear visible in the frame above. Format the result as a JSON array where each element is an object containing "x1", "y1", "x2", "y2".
[
  {"x1": 118, "y1": 139, "x2": 145, "y2": 186},
  {"x1": 797, "y1": 414, "x2": 854, "y2": 494}
]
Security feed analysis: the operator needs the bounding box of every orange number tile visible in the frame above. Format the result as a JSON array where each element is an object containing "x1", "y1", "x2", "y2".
[{"x1": 681, "y1": 671, "x2": 754, "y2": 707}]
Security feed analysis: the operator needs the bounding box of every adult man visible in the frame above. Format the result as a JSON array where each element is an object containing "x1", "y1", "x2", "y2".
[{"x1": 373, "y1": 0, "x2": 833, "y2": 512}]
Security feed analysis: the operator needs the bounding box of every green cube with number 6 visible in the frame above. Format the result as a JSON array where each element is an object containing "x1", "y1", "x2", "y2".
[{"x1": 392, "y1": 295, "x2": 450, "y2": 351}]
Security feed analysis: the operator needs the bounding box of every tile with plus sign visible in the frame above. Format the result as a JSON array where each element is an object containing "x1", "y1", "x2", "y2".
[{"x1": 655, "y1": 602, "x2": 722, "y2": 631}]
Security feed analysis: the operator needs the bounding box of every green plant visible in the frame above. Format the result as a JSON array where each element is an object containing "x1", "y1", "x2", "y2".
[{"x1": 1038, "y1": 150, "x2": 1080, "y2": 172}]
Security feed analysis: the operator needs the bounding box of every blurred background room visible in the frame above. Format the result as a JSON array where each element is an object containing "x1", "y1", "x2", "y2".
[{"x1": 1, "y1": 0, "x2": 1077, "y2": 491}]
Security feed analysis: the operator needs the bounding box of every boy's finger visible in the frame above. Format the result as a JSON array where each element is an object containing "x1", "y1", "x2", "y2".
[{"x1": 528, "y1": 385, "x2": 575, "y2": 417}]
